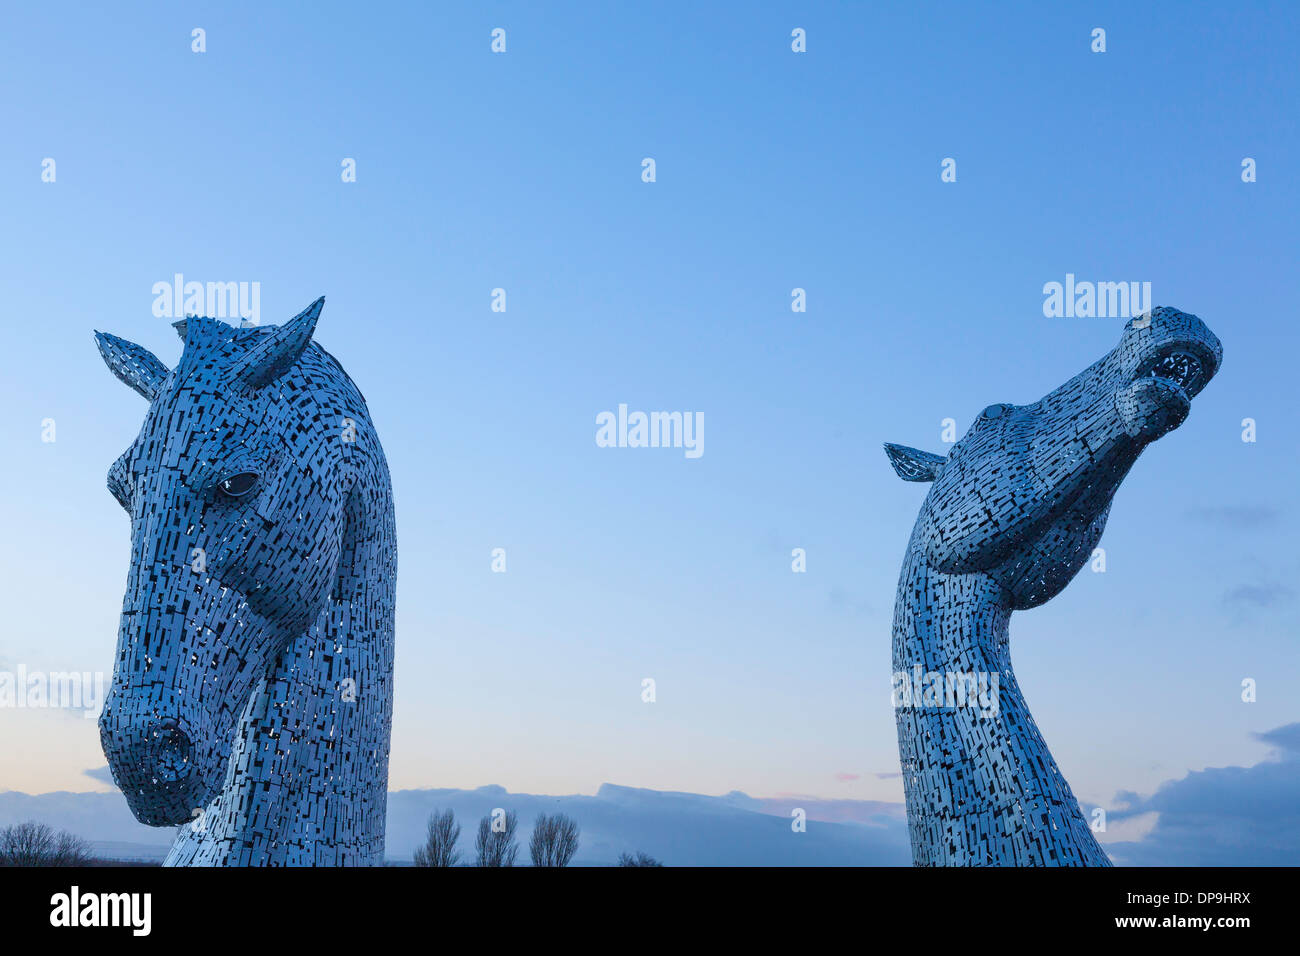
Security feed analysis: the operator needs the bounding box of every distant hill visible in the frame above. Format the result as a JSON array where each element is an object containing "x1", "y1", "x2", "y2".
[{"x1": 0, "y1": 783, "x2": 910, "y2": 866}]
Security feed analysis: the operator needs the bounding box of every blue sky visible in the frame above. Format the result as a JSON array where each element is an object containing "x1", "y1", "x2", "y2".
[{"x1": 1, "y1": 0, "x2": 1297, "y2": 853}]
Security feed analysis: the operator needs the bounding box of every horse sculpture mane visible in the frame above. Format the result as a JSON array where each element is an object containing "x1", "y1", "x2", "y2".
[
  {"x1": 885, "y1": 307, "x2": 1221, "y2": 866},
  {"x1": 95, "y1": 298, "x2": 396, "y2": 866}
]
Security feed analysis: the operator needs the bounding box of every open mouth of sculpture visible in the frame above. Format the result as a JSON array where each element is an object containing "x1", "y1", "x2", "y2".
[{"x1": 1139, "y1": 349, "x2": 1207, "y2": 398}]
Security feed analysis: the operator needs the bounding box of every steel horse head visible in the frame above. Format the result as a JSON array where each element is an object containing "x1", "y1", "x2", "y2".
[
  {"x1": 885, "y1": 307, "x2": 1222, "y2": 865},
  {"x1": 95, "y1": 298, "x2": 396, "y2": 865}
]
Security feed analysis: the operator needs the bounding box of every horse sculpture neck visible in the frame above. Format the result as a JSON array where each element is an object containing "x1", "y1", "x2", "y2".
[
  {"x1": 163, "y1": 349, "x2": 397, "y2": 867},
  {"x1": 891, "y1": 541, "x2": 1110, "y2": 866},
  {"x1": 167, "y1": 474, "x2": 396, "y2": 866}
]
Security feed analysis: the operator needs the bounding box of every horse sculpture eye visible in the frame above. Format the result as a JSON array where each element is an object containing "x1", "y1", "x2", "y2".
[{"x1": 218, "y1": 472, "x2": 259, "y2": 498}]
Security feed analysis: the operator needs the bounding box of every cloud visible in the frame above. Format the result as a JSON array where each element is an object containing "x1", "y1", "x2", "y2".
[
  {"x1": 1104, "y1": 721, "x2": 1300, "y2": 866},
  {"x1": 1185, "y1": 505, "x2": 1281, "y2": 529},
  {"x1": 82, "y1": 766, "x2": 117, "y2": 787},
  {"x1": 1254, "y1": 723, "x2": 1300, "y2": 753},
  {"x1": 833, "y1": 772, "x2": 861, "y2": 783},
  {"x1": 1223, "y1": 582, "x2": 1293, "y2": 609},
  {"x1": 732, "y1": 792, "x2": 906, "y2": 827}
]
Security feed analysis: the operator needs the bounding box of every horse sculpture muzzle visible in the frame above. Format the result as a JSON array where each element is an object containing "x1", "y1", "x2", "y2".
[
  {"x1": 99, "y1": 575, "x2": 284, "y2": 826},
  {"x1": 1115, "y1": 309, "x2": 1221, "y2": 440}
]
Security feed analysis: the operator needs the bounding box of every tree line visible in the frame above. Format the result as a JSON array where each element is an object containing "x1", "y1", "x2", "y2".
[
  {"x1": 413, "y1": 809, "x2": 661, "y2": 867},
  {"x1": 0, "y1": 815, "x2": 665, "y2": 867},
  {"x1": 0, "y1": 821, "x2": 93, "y2": 866}
]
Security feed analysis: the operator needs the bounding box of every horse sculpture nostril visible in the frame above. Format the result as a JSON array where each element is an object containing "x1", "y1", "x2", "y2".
[{"x1": 150, "y1": 719, "x2": 194, "y2": 784}]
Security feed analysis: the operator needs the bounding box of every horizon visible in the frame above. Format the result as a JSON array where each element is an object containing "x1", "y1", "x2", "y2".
[{"x1": 4, "y1": 715, "x2": 1298, "y2": 866}]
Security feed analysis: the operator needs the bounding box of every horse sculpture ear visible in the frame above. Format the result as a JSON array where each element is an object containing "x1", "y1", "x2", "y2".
[
  {"x1": 884, "y1": 442, "x2": 946, "y2": 482},
  {"x1": 94, "y1": 331, "x2": 170, "y2": 401},
  {"x1": 231, "y1": 297, "x2": 324, "y2": 389}
]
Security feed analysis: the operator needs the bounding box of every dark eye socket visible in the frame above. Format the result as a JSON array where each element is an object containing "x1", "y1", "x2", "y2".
[
  {"x1": 981, "y1": 404, "x2": 1009, "y2": 420},
  {"x1": 218, "y1": 472, "x2": 259, "y2": 498}
]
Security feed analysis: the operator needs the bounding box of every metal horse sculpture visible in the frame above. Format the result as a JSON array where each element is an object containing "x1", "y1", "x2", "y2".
[
  {"x1": 95, "y1": 298, "x2": 396, "y2": 866},
  {"x1": 885, "y1": 307, "x2": 1221, "y2": 866}
]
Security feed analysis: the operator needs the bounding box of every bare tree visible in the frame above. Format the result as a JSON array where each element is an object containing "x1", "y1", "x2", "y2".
[
  {"x1": 617, "y1": 850, "x2": 663, "y2": 867},
  {"x1": 413, "y1": 808, "x2": 461, "y2": 867},
  {"x1": 51, "y1": 831, "x2": 93, "y2": 866},
  {"x1": 0, "y1": 822, "x2": 94, "y2": 866},
  {"x1": 0, "y1": 821, "x2": 53, "y2": 865},
  {"x1": 474, "y1": 810, "x2": 519, "y2": 867},
  {"x1": 528, "y1": 812, "x2": 580, "y2": 867}
]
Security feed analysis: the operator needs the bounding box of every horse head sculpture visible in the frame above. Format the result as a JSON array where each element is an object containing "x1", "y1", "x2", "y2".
[
  {"x1": 95, "y1": 298, "x2": 396, "y2": 865},
  {"x1": 885, "y1": 307, "x2": 1221, "y2": 865}
]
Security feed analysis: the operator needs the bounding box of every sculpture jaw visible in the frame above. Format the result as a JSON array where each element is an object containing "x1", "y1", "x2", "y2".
[
  {"x1": 1115, "y1": 308, "x2": 1221, "y2": 439},
  {"x1": 1116, "y1": 343, "x2": 1217, "y2": 440},
  {"x1": 98, "y1": 581, "x2": 289, "y2": 827},
  {"x1": 164, "y1": 599, "x2": 396, "y2": 866}
]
